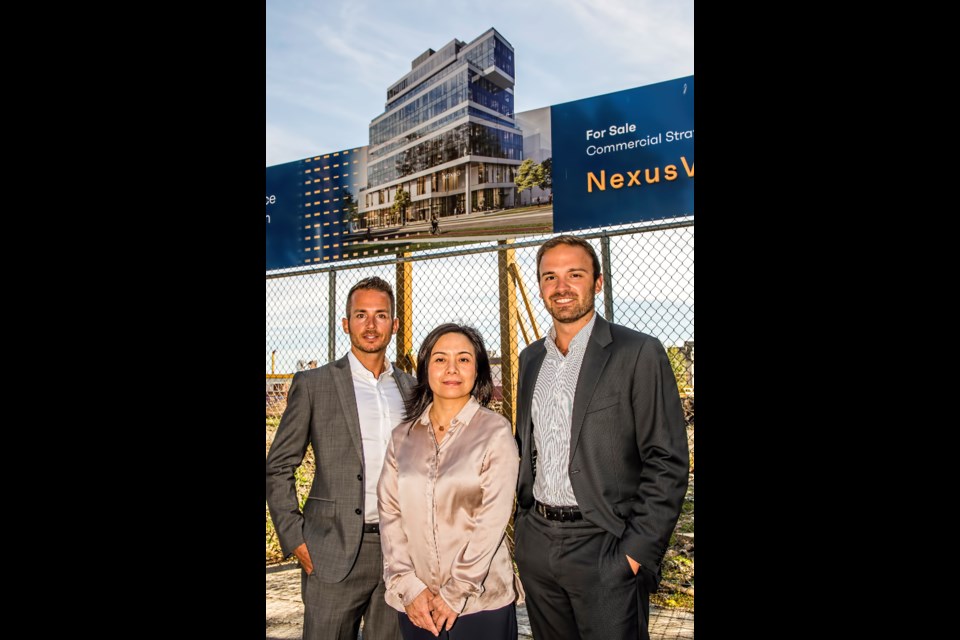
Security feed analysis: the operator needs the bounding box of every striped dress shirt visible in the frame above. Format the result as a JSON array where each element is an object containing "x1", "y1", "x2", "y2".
[{"x1": 531, "y1": 312, "x2": 598, "y2": 507}]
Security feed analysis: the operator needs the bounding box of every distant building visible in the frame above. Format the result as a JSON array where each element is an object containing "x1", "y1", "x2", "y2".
[{"x1": 358, "y1": 28, "x2": 523, "y2": 230}]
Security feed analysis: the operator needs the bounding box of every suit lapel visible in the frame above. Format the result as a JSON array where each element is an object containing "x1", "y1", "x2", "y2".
[
  {"x1": 520, "y1": 343, "x2": 547, "y2": 444},
  {"x1": 569, "y1": 316, "x2": 612, "y2": 459},
  {"x1": 330, "y1": 356, "x2": 363, "y2": 462}
]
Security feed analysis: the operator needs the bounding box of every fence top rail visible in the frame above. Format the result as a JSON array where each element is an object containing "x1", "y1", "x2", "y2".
[{"x1": 266, "y1": 218, "x2": 693, "y2": 280}]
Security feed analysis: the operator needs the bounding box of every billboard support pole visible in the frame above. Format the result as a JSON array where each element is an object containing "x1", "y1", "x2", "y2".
[
  {"x1": 497, "y1": 240, "x2": 519, "y2": 431},
  {"x1": 601, "y1": 235, "x2": 614, "y2": 322},
  {"x1": 509, "y1": 262, "x2": 541, "y2": 343},
  {"x1": 395, "y1": 252, "x2": 414, "y2": 372}
]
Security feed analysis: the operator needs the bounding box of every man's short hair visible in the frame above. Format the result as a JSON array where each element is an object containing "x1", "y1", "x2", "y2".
[
  {"x1": 346, "y1": 276, "x2": 395, "y2": 317},
  {"x1": 536, "y1": 235, "x2": 602, "y2": 282}
]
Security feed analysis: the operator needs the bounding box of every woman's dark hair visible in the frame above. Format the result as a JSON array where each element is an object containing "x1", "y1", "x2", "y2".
[{"x1": 403, "y1": 323, "x2": 494, "y2": 422}]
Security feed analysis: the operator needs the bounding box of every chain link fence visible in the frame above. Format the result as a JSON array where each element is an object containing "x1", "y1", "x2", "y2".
[{"x1": 266, "y1": 218, "x2": 694, "y2": 635}]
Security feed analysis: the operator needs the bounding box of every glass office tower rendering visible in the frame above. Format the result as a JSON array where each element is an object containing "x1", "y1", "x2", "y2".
[{"x1": 357, "y1": 28, "x2": 523, "y2": 231}]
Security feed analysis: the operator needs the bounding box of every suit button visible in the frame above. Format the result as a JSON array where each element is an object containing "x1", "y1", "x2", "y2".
[
  {"x1": 355, "y1": 508, "x2": 362, "y2": 515},
  {"x1": 357, "y1": 474, "x2": 363, "y2": 481}
]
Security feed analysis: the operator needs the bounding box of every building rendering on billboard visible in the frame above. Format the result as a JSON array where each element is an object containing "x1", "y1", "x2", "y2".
[
  {"x1": 265, "y1": 28, "x2": 693, "y2": 271},
  {"x1": 355, "y1": 28, "x2": 524, "y2": 233}
]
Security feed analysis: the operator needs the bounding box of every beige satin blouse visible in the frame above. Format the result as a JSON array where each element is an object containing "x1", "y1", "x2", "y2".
[{"x1": 377, "y1": 396, "x2": 520, "y2": 615}]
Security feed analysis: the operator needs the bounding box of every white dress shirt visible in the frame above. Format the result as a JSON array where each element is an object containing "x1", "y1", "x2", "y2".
[{"x1": 348, "y1": 351, "x2": 405, "y2": 523}]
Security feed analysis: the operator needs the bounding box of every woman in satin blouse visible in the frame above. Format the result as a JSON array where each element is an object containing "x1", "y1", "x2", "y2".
[{"x1": 378, "y1": 323, "x2": 520, "y2": 640}]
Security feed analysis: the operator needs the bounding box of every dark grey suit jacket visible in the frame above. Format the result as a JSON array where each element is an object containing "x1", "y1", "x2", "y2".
[
  {"x1": 266, "y1": 354, "x2": 416, "y2": 583},
  {"x1": 515, "y1": 315, "x2": 689, "y2": 580}
]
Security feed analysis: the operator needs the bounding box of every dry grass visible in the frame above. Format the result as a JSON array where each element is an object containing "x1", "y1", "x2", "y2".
[{"x1": 265, "y1": 417, "x2": 315, "y2": 564}]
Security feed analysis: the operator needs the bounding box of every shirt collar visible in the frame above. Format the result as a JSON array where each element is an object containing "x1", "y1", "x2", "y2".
[
  {"x1": 546, "y1": 311, "x2": 598, "y2": 357},
  {"x1": 416, "y1": 396, "x2": 481, "y2": 430},
  {"x1": 347, "y1": 350, "x2": 394, "y2": 381}
]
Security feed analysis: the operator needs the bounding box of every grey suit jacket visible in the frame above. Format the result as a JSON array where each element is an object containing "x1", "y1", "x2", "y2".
[
  {"x1": 515, "y1": 315, "x2": 689, "y2": 581},
  {"x1": 266, "y1": 354, "x2": 416, "y2": 583}
]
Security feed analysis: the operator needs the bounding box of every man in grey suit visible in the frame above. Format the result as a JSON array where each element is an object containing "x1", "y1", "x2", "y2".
[
  {"x1": 513, "y1": 236, "x2": 689, "y2": 640},
  {"x1": 266, "y1": 276, "x2": 416, "y2": 640}
]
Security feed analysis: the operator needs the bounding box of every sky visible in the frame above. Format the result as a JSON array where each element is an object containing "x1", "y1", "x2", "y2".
[{"x1": 266, "y1": 0, "x2": 694, "y2": 167}]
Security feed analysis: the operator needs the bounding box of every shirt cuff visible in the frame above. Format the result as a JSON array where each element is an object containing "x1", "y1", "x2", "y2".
[{"x1": 395, "y1": 573, "x2": 429, "y2": 607}]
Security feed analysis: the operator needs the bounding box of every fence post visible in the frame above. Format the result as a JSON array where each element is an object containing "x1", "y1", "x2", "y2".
[
  {"x1": 497, "y1": 240, "x2": 519, "y2": 430},
  {"x1": 600, "y1": 234, "x2": 614, "y2": 322},
  {"x1": 395, "y1": 252, "x2": 414, "y2": 372},
  {"x1": 328, "y1": 270, "x2": 337, "y2": 363}
]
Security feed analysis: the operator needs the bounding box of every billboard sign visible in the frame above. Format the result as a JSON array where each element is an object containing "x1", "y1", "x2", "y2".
[
  {"x1": 551, "y1": 76, "x2": 693, "y2": 231},
  {"x1": 267, "y1": 75, "x2": 693, "y2": 271}
]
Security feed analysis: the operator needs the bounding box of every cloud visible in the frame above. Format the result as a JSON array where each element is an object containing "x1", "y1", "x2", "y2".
[
  {"x1": 267, "y1": 0, "x2": 693, "y2": 165},
  {"x1": 266, "y1": 122, "x2": 317, "y2": 167}
]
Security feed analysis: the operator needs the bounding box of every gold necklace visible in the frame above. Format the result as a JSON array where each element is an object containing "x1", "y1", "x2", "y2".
[{"x1": 430, "y1": 412, "x2": 450, "y2": 432}]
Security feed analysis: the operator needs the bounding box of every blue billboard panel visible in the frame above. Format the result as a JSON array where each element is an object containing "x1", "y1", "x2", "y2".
[
  {"x1": 266, "y1": 148, "x2": 366, "y2": 271},
  {"x1": 550, "y1": 76, "x2": 693, "y2": 231},
  {"x1": 265, "y1": 159, "x2": 305, "y2": 271}
]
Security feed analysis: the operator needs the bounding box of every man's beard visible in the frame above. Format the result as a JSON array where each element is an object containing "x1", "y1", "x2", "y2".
[
  {"x1": 350, "y1": 331, "x2": 390, "y2": 353},
  {"x1": 546, "y1": 293, "x2": 595, "y2": 324}
]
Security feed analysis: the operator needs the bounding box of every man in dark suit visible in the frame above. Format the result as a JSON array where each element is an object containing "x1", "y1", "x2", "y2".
[
  {"x1": 266, "y1": 276, "x2": 416, "y2": 640},
  {"x1": 513, "y1": 236, "x2": 689, "y2": 640}
]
